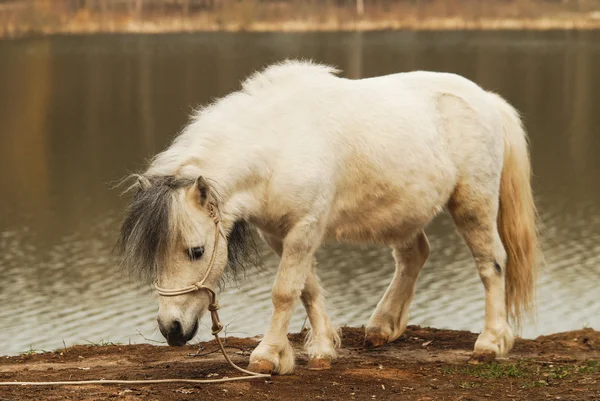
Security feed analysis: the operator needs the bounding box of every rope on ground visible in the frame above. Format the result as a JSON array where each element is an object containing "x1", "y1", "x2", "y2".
[
  {"x1": 0, "y1": 333, "x2": 270, "y2": 387},
  {"x1": 0, "y1": 207, "x2": 272, "y2": 387}
]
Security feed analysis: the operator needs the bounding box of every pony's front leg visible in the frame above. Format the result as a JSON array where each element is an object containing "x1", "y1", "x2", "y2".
[
  {"x1": 301, "y1": 260, "x2": 340, "y2": 370},
  {"x1": 248, "y1": 224, "x2": 321, "y2": 375},
  {"x1": 260, "y1": 233, "x2": 339, "y2": 371}
]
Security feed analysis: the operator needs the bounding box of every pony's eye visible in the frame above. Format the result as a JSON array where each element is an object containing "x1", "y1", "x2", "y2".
[{"x1": 187, "y1": 246, "x2": 204, "y2": 261}]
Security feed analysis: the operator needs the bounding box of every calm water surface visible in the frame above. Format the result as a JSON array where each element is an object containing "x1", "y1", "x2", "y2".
[{"x1": 0, "y1": 31, "x2": 599, "y2": 355}]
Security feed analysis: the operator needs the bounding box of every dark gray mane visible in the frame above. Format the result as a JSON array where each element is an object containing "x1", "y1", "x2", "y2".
[{"x1": 115, "y1": 175, "x2": 259, "y2": 285}]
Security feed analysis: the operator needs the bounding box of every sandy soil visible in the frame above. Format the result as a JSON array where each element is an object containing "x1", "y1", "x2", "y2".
[{"x1": 0, "y1": 326, "x2": 598, "y2": 401}]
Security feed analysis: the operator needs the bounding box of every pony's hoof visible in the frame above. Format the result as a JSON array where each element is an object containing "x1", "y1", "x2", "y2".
[
  {"x1": 247, "y1": 360, "x2": 275, "y2": 374},
  {"x1": 364, "y1": 329, "x2": 389, "y2": 349},
  {"x1": 307, "y1": 358, "x2": 331, "y2": 370},
  {"x1": 468, "y1": 350, "x2": 496, "y2": 364}
]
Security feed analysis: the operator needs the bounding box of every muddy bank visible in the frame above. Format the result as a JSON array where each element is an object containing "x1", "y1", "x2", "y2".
[{"x1": 0, "y1": 326, "x2": 598, "y2": 400}]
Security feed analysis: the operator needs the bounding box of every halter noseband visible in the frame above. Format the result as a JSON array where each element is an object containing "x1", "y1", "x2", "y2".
[{"x1": 154, "y1": 202, "x2": 227, "y2": 335}]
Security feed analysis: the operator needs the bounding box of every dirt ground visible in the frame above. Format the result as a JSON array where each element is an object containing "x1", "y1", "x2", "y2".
[{"x1": 0, "y1": 326, "x2": 598, "y2": 401}]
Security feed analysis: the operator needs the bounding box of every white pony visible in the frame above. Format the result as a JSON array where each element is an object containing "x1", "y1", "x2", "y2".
[{"x1": 118, "y1": 60, "x2": 538, "y2": 374}]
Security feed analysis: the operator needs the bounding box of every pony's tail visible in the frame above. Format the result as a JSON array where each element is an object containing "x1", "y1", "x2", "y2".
[{"x1": 490, "y1": 93, "x2": 540, "y2": 331}]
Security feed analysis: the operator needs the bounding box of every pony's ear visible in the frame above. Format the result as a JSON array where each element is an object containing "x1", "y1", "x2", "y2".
[
  {"x1": 135, "y1": 175, "x2": 151, "y2": 190},
  {"x1": 195, "y1": 176, "x2": 210, "y2": 206}
]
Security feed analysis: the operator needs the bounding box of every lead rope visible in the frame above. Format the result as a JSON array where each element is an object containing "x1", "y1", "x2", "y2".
[
  {"x1": 0, "y1": 299, "x2": 270, "y2": 386},
  {"x1": 0, "y1": 203, "x2": 271, "y2": 387}
]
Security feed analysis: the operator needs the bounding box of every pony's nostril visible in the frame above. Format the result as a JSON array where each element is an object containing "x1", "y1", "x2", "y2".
[
  {"x1": 158, "y1": 317, "x2": 191, "y2": 346},
  {"x1": 171, "y1": 320, "x2": 182, "y2": 335}
]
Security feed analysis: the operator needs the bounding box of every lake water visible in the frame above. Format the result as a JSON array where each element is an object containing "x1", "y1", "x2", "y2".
[{"x1": 0, "y1": 31, "x2": 599, "y2": 356}]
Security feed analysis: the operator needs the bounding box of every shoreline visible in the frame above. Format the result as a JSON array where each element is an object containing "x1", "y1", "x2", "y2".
[
  {"x1": 1, "y1": 326, "x2": 598, "y2": 400},
  {"x1": 3, "y1": 16, "x2": 600, "y2": 40}
]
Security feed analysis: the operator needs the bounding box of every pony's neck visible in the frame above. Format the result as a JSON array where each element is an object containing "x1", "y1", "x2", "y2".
[{"x1": 146, "y1": 130, "x2": 271, "y2": 225}]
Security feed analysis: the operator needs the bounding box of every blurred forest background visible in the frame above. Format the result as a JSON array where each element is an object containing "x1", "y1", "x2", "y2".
[{"x1": 2, "y1": 0, "x2": 600, "y2": 38}]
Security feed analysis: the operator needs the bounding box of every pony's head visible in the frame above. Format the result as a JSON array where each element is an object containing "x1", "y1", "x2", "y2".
[{"x1": 116, "y1": 174, "x2": 257, "y2": 346}]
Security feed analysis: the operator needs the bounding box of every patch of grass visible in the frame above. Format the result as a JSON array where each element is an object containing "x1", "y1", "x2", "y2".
[
  {"x1": 520, "y1": 379, "x2": 550, "y2": 389},
  {"x1": 444, "y1": 361, "x2": 528, "y2": 379},
  {"x1": 20, "y1": 345, "x2": 38, "y2": 356},
  {"x1": 442, "y1": 365, "x2": 458, "y2": 375},
  {"x1": 85, "y1": 340, "x2": 120, "y2": 347},
  {"x1": 578, "y1": 360, "x2": 599, "y2": 374},
  {"x1": 536, "y1": 360, "x2": 598, "y2": 382},
  {"x1": 20, "y1": 345, "x2": 48, "y2": 356},
  {"x1": 445, "y1": 359, "x2": 598, "y2": 389},
  {"x1": 544, "y1": 365, "x2": 571, "y2": 380},
  {"x1": 473, "y1": 362, "x2": 527, "y2": 379}
]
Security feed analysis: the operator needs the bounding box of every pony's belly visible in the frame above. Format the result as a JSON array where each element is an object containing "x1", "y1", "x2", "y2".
[
  {"x1": 326, "y1": 219, "x2": 424, "y2": 244},
  {"x1": 325, "y1": 196, "x2": 444, "y2": 245}
]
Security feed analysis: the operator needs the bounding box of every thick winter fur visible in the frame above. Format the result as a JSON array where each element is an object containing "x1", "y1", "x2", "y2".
[{"x1": 119, "y1": 60, "x2": 538, "y2": 374}]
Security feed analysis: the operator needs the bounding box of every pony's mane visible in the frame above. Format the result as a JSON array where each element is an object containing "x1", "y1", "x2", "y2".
[
  {"x1": 116, "y1": 175, "x2": 259, "y2": 286},
  {"x1": 143, "y1": 60, "x2": 341, "y2": 178},
  {"x1": 241, "y1": 60, "x2": 340, "y2": 96}
]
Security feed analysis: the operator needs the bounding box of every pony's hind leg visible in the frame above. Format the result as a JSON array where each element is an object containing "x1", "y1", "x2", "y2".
[
  {"x1": 261, "y1": 233, "x2": 339, "y2": 370},
  {"x1": 448, "y1": 185, "x2": 515, "y2": 362},
  {"x1": 365, "y1": 231, "x2": 430, "y2": 348}
]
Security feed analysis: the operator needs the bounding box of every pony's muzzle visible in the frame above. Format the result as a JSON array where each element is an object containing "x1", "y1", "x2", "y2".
[{"x1": 157, "y1": 317, "x2": 198, "y2": 346}]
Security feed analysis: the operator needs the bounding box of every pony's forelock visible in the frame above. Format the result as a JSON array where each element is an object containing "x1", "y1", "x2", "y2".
[
  {"x1": 116, "y1": 175, "x2": 260, "y2": 285},
  {"x1": 116, "y1": 176, "x2": 188, "y2": 282}
]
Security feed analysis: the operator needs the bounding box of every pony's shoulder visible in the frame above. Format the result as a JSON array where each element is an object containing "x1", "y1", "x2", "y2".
[{"x1": 241, "y1": 60, "x2": 340, "y2": 95}]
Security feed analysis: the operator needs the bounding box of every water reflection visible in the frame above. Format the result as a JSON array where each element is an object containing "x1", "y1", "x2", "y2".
[{"x1": 0, "y1": 31, "x2": 599, "y2": 355}]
